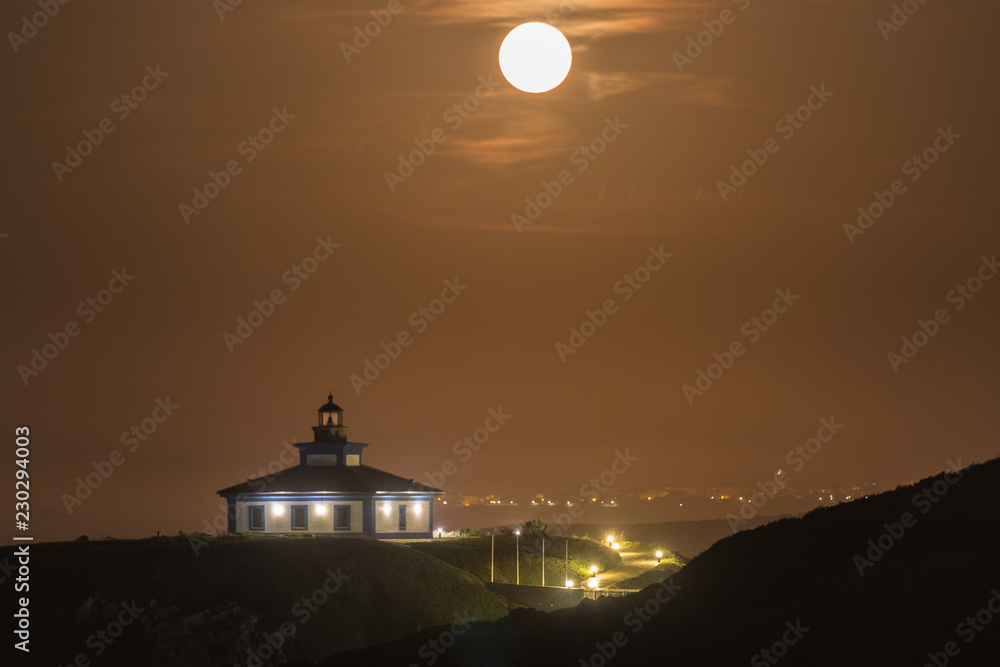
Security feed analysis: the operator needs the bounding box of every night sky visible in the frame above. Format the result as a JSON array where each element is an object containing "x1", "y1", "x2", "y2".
[{"x1": 2, "y1": 0, "x2": 998, "y2": 543}]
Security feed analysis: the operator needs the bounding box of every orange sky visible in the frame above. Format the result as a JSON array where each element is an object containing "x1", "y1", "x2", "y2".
[{"x1": 2, "y1": 0, "x2": 999, "y2": 542}]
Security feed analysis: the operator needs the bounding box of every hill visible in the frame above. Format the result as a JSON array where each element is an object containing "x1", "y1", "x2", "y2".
[
  {"x1": 406, "y1": 535, "x2": 622, "y2": 586},
  {"x1": 326, "y1": 458, "x2": 1000, "y2": 666},
  {"x1": 1, "y1": 534, "x2": 513, "y2": 666},
  {"x1": 569, "y1": 514, "x2": 784, "y2": 559}
]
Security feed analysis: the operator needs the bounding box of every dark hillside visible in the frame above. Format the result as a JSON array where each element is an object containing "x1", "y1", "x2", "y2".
[
  {"x1": 330, "y1": 458, "x2": 1000, "y2": 666},
  {"x1": 2, "y1": 535, "x2": 512, "y2": 666}
]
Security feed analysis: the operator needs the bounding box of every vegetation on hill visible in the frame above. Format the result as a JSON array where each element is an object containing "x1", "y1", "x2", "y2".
[
  {"x1": 326, "y1": 458, "x2": 1000, "y2": 666},
  {"x1": 609, "y1": 550, "x2": 687, "y2": 590},
  {"x1": 2, "y1": 534, "x2": 512, "y2": 667},
  {"x1": 406, "y1": 535, "x2": 621, "y2": 586}
]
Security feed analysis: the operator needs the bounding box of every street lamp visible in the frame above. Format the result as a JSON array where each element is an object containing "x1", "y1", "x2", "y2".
[
  {"x1": 606, "y1": 535, "x2": 614, "y2": 544},
  {"x1": 515, "y1": 530, "x2": 521, "y2": 585},
  {"x1": 612, "y1": 542, "x2": 620, "y2": 550},
  {"x1": 655, "y1": 550, "x2": 663, "y2": 563}
]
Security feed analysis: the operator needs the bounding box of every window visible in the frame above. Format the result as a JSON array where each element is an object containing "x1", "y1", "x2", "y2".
[
  {"x1": 291, "y1": 505, "x2": 308, "y2": 530},
  {"x1": 398, "y1": 504, "x2": 407, "y2": 531},
  {"x1": 334, "y1": 505, "x2": 350, "y2": 531},
  {"x1": 249, "y1": 505, "x2": 264, "y2": 531}
]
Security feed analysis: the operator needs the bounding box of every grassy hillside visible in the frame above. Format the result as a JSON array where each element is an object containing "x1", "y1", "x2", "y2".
[
  {"x1": 609, "y1": 551, "x2": 687, "y2": 590},
  {"x1": 327, "y1": 458, "x2": 1000, "y2": 666},
  {"x1": 1, "y1": 534, "x2": 512, "y2": 666},
  {"x1": 570, "y1": 515, "x2": 784, "y2": 559},
  {"x1": 407, "y1": 535, "x2": 621, "y2": 586}
]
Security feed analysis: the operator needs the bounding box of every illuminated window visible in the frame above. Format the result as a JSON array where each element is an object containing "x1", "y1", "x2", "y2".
[
  {"x1": 291, "y1": 505, "x2": 308, "y2": 530},
  {"x1": 334, "y1": 505, "x2": 350, "y2": 531},
  {"x1": 249, "y1": 505, "x2": 264, "y2": 531}
]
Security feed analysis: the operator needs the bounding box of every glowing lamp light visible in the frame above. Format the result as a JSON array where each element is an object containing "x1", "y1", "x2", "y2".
[
  {"x1": 515, "y1": 530, "x2": 521, "y2": 536},
  {"x1": 315, "y1": 505, "x2": 327, "y2": 516},
  {"x1": 565, "y1": 580, "x2": 574, "y2": 588},
  {"x1": 588, "y1": 578, "x2": 599, "y2": 589},
  {"x1": 612, "y1": 542, "x2": 620, "y2": 550},
  {"x1": 606, "y1": 535, "x2": 614, "y2": 544},
  {"x1": 382, "y1": 503, "x2": 392, "y2": 516},
  {"x1": 589, "y1": 565, "x2": 598, "y2": 575},
  {"x1": 655, "y1": 550, "x2": 663, "y2": 559},
  {"x1": 272, "y1": 504, "x2": 284, "y2": 516},
  {"x1": 413, "y1": 503, "x2": 422, "y2": 516}
]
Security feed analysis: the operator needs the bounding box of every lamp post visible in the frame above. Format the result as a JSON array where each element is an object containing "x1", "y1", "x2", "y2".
[
  {"x1": 542, "y1": 538, "x2": 545, "y2": 587},
  {"x1": 515, "y1": 530, "x2": 520, "y2": 585},
  {"x1": 491, "y1": 533, "x2": 495, "y2": 582},
  {"x1": 565, "y1": 540, "x2": 569, "y2": 587}
]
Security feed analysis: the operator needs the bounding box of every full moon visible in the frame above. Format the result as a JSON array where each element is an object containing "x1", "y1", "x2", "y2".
[{"x1": 498, "y1": 23, "x2": 572, "y2": 94}]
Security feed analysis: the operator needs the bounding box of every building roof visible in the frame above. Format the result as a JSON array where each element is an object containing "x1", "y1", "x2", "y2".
[
  {"x1": 319, "y1": 393, "x2": 342, "y2": 412},
  {"x1": 217, "y1": 464, "x2": 442, "y2": 496}
]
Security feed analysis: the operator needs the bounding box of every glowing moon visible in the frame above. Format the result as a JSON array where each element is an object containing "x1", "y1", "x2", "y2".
[{"x1": 498, "y1": 22, "x2": 572, "y2": 94}]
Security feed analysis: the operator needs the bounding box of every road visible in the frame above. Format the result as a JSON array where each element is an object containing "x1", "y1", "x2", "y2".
[{"x1": 595, "y1": 549, "x2": 661, "y2": 588}]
